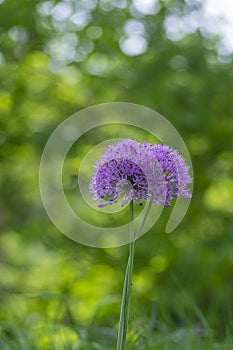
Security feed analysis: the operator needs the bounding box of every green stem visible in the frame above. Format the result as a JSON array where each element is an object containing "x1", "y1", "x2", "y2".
[
  {"x1": 116, "y1": 198, "x2": 154, "y2": 350},
  {"x1": 116, "y1": 201, "x2": 134, "y2": 350},
  {"x1": 124, "y1": 201, "x2": 135, "y2": 337}
]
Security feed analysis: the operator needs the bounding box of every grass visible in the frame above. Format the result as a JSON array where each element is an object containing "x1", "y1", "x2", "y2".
[
  {"x1": 1, "y1": 293, "x2": 233, "y2": 350},
  {"x1": 1, "y1": 231, "x2": 232, "y2": 350},
  {"x1": 1, "y1": 321, "x2": 233, "y2": 349}
]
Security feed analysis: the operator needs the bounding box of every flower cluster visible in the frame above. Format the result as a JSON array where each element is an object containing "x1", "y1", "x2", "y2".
[
  {"x1": 90, "y1": 139, "x2": 192, "y2": 207},
  {"x1": 91, "y1": 158, "x2": 148, "y2": 207},
  {"x1": 150, "y1": 143, "x2": 192, "y2": 206}
]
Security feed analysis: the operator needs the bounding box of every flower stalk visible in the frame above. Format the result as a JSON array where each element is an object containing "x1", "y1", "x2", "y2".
[
  {"x1": 89, "y1": 139, "x2": 192, "y2": 350},
  {"x1": 116, "y1": 200, "x2": 135, "y2": 350},
  {"x1": 116, "y1": 197, "x2": 154, "y2": 350}
]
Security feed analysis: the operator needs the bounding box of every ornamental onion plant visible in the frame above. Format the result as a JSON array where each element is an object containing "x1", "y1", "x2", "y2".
[{"x1": 90, "y1": 139, "x2": 192, "y2": 350}]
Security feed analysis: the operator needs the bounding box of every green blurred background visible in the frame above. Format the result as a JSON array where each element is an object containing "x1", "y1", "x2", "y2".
[{"x1": 0, "y1": 0, "x2": 232, "y2": 349}]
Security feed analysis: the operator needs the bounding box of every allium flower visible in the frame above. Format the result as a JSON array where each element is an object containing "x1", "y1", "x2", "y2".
[
  {"x1": 150, "y1": 143, "x2": 192, "y2": 206},
  {"x1": 90, "y1": 139, "x2": 192, "y2": 207},
  {"x1": 90, "y1": 139, "x2": 166, "y2": 207},
  {"x1": 90, "y1": 158, "x2": 148, "y2": 207},
  {"x1": 90, "y1": 139, "x2": 193, "y2": 350}
]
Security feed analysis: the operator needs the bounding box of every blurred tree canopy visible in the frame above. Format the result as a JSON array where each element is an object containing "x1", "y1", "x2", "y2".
[{"x1": 0, "y1": 0, "x2": 233, "y2": 348}]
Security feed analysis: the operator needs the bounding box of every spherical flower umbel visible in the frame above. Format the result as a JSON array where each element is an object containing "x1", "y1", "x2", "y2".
[
  {"x1": 91, "y1": 158, "x2": 148, "y2": 207},
  {"x1": 149, "y1": 143, "x2": 192, "y2": 206},
  {"x1": 90, "y1": 139, "x2": 192, "y2": 207}
]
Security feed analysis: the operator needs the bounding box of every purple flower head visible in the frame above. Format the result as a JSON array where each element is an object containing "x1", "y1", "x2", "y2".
[
  {"x1": 150, "y1": 143, "x2": 192, "y2": 206},
  {"x1": 90, "y1": 139, "x2": 166, "y2": 207},
  {"x1": 91, "y1": 158, "x2": 148, "y2": 207},
  {"x1": 90, "y1": 139, "x2": 192, "y2": 207}
]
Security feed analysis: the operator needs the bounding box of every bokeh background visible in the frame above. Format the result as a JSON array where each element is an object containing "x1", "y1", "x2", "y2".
[{"x1": 0, "y1": 0, "x2": 232, "y2": 349}]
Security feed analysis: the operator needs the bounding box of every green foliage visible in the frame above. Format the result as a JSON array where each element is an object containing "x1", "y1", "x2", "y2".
[{"x1": 0, "y1": 0, "x2": 233, "y2": 348}]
